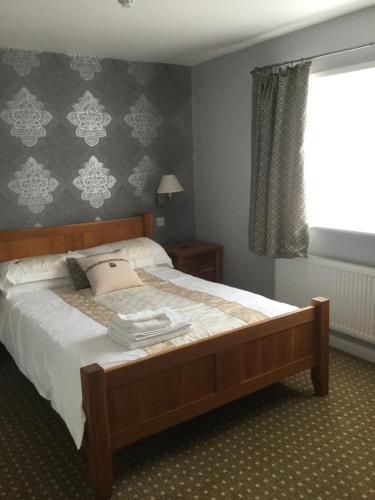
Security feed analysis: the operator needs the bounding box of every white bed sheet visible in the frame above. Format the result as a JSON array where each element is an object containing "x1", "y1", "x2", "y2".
[{"x1": 0, "y1": 265, "x2": 296, "y2": 449}]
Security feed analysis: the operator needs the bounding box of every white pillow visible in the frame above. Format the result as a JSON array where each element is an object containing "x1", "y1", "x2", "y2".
[
  {"x1": 0, "y1": 250, "x2": 84, "y2": 293},
  {"x1": 73, "y1": 237, "x2": 172, "y2": 269},
  {"x1": 2, "y1": 277, "x2": 74, "y2": 299},
  {"x1": 71, "y1": 244, "x2": 113, "y2": 256},
  {"x1": 109, "y1": 238, "x2": 171, "y2": 268}
]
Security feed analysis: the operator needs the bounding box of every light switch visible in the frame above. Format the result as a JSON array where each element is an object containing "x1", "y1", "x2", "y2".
[{"x1": 156, "y1": 217, "x2": 165, "y2": 227}]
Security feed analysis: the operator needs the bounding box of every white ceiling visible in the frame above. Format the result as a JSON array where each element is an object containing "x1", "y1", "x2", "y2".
[{"x1": 0, "y1": 0, "x2": 374, "y2": 66}]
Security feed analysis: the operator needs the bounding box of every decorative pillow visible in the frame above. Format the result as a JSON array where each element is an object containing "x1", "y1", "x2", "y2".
[
  {"x1": 76, "y1": 249, "x2": 143, "y2": 296},
  {"x1": 66, "y1": 257, "x2": 91, "y2": 290}
]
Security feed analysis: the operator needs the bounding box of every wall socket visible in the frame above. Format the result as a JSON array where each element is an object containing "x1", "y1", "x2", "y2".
[{"x1": 156, "y1": 217, "x2": 165, "y2": 227}]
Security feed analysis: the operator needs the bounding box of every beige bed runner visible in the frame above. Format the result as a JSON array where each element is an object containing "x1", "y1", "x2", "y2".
[{"x1": 53, "y1": 270, "x2": 266, "y2": 354}]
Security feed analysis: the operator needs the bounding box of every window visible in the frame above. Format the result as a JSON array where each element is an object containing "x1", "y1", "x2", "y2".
[{"x1": 304, "y1": 65, "x2": 375, "y2": 234}]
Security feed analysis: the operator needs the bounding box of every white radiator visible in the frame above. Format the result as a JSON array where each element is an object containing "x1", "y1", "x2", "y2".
[{"x1": 275, "y1": 255, "x2": 375, "y2": 345}]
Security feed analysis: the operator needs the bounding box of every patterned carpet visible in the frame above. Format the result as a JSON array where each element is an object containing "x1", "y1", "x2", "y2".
[{"x1": 0, "y1": 345, "x2": 374, "y2": 500}]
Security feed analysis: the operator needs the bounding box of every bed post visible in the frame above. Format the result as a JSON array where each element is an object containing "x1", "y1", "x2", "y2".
[
  {"x1": 81, "y1": 364, "x2": 113, "y2": 500},
  {"x1": 310, "y1": 297, "x2": 330, "y2": 396}
]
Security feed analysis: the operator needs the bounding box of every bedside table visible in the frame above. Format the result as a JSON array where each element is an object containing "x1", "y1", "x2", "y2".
[{"x1": 164, "y1": 241, "x2": 222, "y2": 282}]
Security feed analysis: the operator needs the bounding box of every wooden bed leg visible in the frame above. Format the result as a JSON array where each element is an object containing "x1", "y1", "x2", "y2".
[
  {"x1": 81, "y1": 364, "x2": 113, "y2": 500},
  {"x1": 310, "y1": 297, "x2": 330, "y2": 396}
]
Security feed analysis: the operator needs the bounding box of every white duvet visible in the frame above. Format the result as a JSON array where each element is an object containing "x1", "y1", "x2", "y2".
[{"x1": 0, "y1": 265, "x2": 296, "y2": 448}]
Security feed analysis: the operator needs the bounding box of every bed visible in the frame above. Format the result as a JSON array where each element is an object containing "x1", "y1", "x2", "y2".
[{"x1": 0, "y1": 213, "x2": 329, "y2": 500}]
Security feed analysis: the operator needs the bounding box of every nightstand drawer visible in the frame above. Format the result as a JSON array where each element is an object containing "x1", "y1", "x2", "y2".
[
  {"x1": 183, "y1": 252, "x2": 216, "y2": 275},
  {"x1": 164, "y1": 240, "x2": 221, "y2": 282},
  {"x1": 193, "y1": 267, "x2": 217, "y2": 281}
]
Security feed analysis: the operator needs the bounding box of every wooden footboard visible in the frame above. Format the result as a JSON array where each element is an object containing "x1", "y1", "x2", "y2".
[{"x1": 81, "y1": 297, "x2": 329, "y2": 500}]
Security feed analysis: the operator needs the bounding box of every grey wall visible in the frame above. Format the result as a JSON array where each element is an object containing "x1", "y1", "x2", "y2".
[
  {"x1": 0, "y1": 49, "x2": 195, "y2": 243},
  {"x1": 192, "y1": 6, "x2": 375, "y2": 298}
]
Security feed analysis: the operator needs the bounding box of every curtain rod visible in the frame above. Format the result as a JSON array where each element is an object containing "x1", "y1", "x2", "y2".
[{"x1": 251, "y1": 41, "x2": 375, "y2": 71}]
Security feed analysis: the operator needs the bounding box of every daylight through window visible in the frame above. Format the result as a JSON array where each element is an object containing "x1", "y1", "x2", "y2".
[{"x1": 304, "y1": 65, "x2": 375, "y2": 233}]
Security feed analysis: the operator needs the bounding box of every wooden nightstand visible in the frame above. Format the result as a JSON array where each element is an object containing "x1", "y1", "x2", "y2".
[{"x1": 164, "y1": 240, "x2": 222, "y2": 282}]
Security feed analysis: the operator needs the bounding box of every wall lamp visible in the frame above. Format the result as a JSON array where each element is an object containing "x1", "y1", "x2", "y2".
[{"x1": 156, "y1": 174, "x2": 184, "y2": 204}]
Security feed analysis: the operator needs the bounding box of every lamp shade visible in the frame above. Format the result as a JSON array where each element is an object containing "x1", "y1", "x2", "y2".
[{"x1": 157, "y1": 174, "x2": 184, "y2": 195}]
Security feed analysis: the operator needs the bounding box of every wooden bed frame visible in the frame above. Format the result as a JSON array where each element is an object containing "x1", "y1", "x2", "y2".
[{"x1": 0, "y1": 213, "x2": 329, "y2": 500}]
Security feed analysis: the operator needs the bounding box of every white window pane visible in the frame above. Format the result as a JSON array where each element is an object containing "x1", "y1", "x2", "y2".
[{"x1": 304, "y1": 66, "x2": 375, "y2": 234}]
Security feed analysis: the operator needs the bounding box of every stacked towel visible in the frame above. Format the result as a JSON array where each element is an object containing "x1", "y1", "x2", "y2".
[{"x1": 108, "y1": 307, "x2": 191, "y2": 349}]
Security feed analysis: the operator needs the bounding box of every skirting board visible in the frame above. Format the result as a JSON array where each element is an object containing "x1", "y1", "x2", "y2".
[{"x1": 330, "y1": 330, "x2": 375, "y2": 363}]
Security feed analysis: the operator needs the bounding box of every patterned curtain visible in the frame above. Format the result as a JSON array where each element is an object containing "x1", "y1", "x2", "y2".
[{"x1": 248, "y1": 61, "x2": 311, "y2": 258}]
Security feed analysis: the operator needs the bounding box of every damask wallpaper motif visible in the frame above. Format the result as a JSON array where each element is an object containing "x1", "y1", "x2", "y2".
[
  {"x1": 128, "y1": 63, "x2": 155, "y2": 85},
  {"x1": 1, "y1": 86, "x2": 53, "y2": 146},
  {"x1": 0, "y1": 48, "x2": 195, "y2": 243},
  {"x1": 3, "y1": 49, "x2": 40, "y2": 76},
  {"x1": 8, "y1": 157, "x2": 58, "y2": 214},
  {"x1": 124, "y1": 94, "x2": 163, "y2": 146},
  {"x1": 128, "y1": 155, "x2": 159, "y2": 203},
  {"x1": 67, "y1": 90, "x2": 112, "y2": 147},
  {"x1": 70, "y1": 55, "x2": 102, "y2": 81},
  {"x1": 73, "y1": 156, "x2": 116, "y2": 208}
]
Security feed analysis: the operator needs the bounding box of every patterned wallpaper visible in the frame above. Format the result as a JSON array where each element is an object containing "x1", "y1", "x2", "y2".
[{"x1": 0, "y1": 49, "x2": 195, "y2": 243}]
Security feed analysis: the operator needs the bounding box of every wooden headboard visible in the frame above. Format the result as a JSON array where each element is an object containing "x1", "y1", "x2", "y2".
[{"x1": 0, "y1": 213, "x2": 152, "y2": 262}]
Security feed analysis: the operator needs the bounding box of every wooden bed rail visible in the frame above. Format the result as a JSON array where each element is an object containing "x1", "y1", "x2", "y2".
[
  {"x1": 81, "y1": 297, "x2": 329, "y2": 500},
  {"x1": 0, "y1": 212, "x2": 152, "y2": 262}
]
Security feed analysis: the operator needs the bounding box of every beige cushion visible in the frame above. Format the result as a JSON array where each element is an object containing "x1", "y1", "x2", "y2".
[{"x1": 77, "y1": 250, "x2": 143, "y2": 296}]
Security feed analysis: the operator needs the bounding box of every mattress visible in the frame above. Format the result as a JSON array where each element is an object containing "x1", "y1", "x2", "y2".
[{"x1": 0, "y1": 265, "x2": 296, "y2": 448}]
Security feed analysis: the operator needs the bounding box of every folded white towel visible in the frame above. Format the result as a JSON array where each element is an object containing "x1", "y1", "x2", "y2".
[
  {"x1": 113, "y1": 307, "x2": 173, "y2": 323},
  {"x1": 107, "y1": 307, "x2": 192, "y2": 348},
  {"x1": 111, "y1": 314, "x2": 171, "y2": 333},
  {"x1": 110, "y1": 307, "x2": 187, "y2": 336},
  {"x1": 108, "y1": 324, "x2": 191, "y2": 349},
  {"x1": 108, "y1": 320, "x2": 191, "y2": 341}
]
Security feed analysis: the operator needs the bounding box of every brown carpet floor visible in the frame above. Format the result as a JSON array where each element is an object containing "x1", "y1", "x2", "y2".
[{"x1": 0, "y1": 344, "x2": 374, "y2": 500}]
